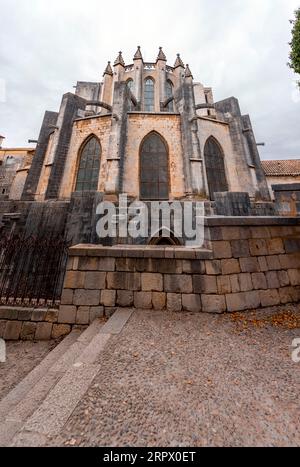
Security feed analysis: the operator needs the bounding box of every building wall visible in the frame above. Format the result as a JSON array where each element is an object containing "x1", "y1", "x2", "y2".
[
  {"x1": 266, "y1": 176, "x2": 300, "y2": 200},
  {"x1": 0, "y1": 149, "x2": 34, "y2": 199},
  {"x1": 57, "y1": 218, "x2": 300, "y2": 324},
  {"x1": 123, "y1": 113, "x2": 185, "y2": 199},
  {"x1": 59, "y1": 115, "x2": 112, "y2": 199}
]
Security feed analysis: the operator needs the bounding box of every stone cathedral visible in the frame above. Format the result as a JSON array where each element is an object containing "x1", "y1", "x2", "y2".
[{"x1": 4, "y1": 47, "x2": 286, "y2": 246}]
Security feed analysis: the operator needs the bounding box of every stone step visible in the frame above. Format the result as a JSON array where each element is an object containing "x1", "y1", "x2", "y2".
[
  {"x1": 0, "y1": 318, "x2": 106, "y2": 446},
  {"x1": 10, "y1": 308, "x2": 134, "y2": 447}
]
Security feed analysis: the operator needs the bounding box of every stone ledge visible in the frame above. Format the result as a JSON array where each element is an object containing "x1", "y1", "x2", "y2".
[
  {"x1": 205, "y1": 217, "x2": 300, "y2": 227},
  {"x1": 69, "y1": 244, "x2": 213, "y2": 260}
]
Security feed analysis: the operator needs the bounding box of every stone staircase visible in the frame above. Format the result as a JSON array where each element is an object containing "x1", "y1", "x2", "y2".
[{"x1": 0, "y1": 308, "x2": 134, "y2": 447}]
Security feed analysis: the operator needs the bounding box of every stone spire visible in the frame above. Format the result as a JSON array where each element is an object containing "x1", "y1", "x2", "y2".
[
  {"x1": 157, "y1": 47, "x2": 167, "y2": 62},
  {"x1": 185, "y1": 64, "x2": 193, "y2": 79},
  {"x1": 133, "y1": 46, "x2": 143, "y2": 61},
  {"x1": 114, "y1": 51, "x2": 125, "y2": 67},
  {"x1": 103, "y1": 61, "x2": 113, "y2": 76},
  {"x1": 174, "y1": 53, "x2": 185, "y2": 69}
]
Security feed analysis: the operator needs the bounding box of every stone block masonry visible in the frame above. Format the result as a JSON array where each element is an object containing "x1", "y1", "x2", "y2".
[
  {"x1": 0, "y1": 306, "x2": 104, "y2": 341},
  {"x1": 2, "y1": 217, "x2": 299, "y2": 340},
  {"x1": 60, "y1": 218, "x2": 300, "y2": 316}
]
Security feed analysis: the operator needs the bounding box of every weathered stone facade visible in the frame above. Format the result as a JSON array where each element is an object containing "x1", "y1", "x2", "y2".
[
  {"x1": 20, "y1": 47, "x2": 271, "y2": 212},
  {"x1": 57, "y1": 218, "x2": 300, "y2": 319}
]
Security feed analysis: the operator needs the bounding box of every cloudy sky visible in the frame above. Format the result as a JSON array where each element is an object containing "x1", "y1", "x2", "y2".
[{"x1": 0, "y1": 0, "x2": 299, "y2": 159}]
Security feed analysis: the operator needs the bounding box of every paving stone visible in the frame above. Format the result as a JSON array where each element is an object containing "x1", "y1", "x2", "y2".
[
  {"x1": 205, "y1": 260, "x2": 221, "y2": 275},
  {"x1": 266, "y1": 271, "x2": 280, "y2": 289},
  {"x1": 193, "y1": 275, "x2": 217, "y2": 294},
  {"x1": 134, "y1": 292, "x2": 152, "y2": 309},
  {"x1": 101, "y1": 290, "x2": 116, "y2": 307},
  {"x1": 164, "y1": 275, "x2": 193, "y2": 294},
  {"x1": 239, "y1": 257, "x2": 259, "y2": 273},
  {"x1": 35, "y1": 322, "x2": 53, "y2": 341},
  {"x1": 167, "y1": 294, "x2": 182, "y2": 312},
  {"x1": 239, "y1": 273, "x2": 253, "y2": 292},
  {"x1": 73, "y1": 290, "x2": 100, "y2": 307},
  {"x1": 182, "y1": 294, "x2": 201, "y2": 312},
  {"x1": 152, "y1": 292, "x2": 166, "y2": 310},
  {"x1": 251, "y1": 273, "x2": 267, "y2": 290},
  {"x1": 221, "y1": 259, "x2": 240, "y2": 275},
  {"x1": 260, "y1": 290, "x2": 280, "y2": 307},
  {"x1": 64, "y1": 271, "x2": 85, "y2": 289},
  {"x1": 84, "y1": 272, "x2": 106, "y2": 290},
  {"x1": 4, "y1": 321, "x2": 22, "y2": 340},
  {"x1": 141, "y1": 273, "x2": 163, "y2": 292},
  {"x1": 213, "y1": 241, "x2": 232, "y2": 259},
  {"x1": 117, "y1": 290, "x2": 134, "y2": 307},
  {"x1": 201, "y1": 295, "x2": 226, "y2": 313}
]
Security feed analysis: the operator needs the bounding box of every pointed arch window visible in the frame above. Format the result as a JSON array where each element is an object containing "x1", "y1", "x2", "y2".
[
  {"x1": 127, "y1": 79, "x2": 134, "y2": 111},
  {"x1": 166, "y1": 80, "x2": 174, "y2": 112},
  {"x1": 204, "y1": 137, "x2": 228, "y2": 200},
  {"x1": 75, "y1": 136, "x2": 101, "y2": 192},
  {"x1": 144, "y1": 78, "x2": 155, "y2": 112},
  {"x1": 140, "y1": 133, "x2": 169, "y2": 200}
]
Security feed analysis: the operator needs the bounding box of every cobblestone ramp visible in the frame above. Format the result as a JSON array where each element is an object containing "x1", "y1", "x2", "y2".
[{"x1": 0, "y1": 309, "x2": 134, "y2": 447}]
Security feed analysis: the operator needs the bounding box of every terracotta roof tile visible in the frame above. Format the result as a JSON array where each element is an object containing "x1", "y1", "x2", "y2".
[{"x1": 261, "y1": 159, "x2": 300, "y2": 176}]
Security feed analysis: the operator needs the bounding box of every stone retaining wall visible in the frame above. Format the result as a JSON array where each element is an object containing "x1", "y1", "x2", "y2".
[
  {"x1": 0, "y1": 306, "x2": 100, "y2": 341},
  {"x1": 59, "y1": 218, "x2": 300, "y2": 320}
]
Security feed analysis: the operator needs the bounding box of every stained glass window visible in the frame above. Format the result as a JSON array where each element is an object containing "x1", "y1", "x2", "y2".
[
  {"x1": 75, "y1": 136, "x2": 101, "y2": 192},
  {"x1": 140, "y1": 133, "x2": 169, "y2": 200},
  {"x1": 204, "y1": 137, "x2": 228, "y2": 200},
  {"x1": 144, "y1": 78, "x2": 155, "y2": 112}
]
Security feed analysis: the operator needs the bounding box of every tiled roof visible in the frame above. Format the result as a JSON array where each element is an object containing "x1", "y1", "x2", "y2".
[{"x1": 261, "y1": 159, "x2": 300, "y2": 176}]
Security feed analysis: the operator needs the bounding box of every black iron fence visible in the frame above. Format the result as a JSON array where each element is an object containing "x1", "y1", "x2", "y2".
[{"x1": 0, "y1": 234, "x2": 69, "y2": 308}]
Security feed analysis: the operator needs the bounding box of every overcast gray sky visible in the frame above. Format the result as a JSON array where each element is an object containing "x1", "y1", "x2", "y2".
[{"x1": 0, "y1": 0, "x2": 299, "y2": 159}]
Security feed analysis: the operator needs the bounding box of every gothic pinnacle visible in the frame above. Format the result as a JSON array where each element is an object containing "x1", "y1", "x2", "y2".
[
  {"x1": 134, "y1": 46, "x2": 143, "y2": 60},
  {"x1": 103, "y1": 61, "x2": 113, "y2": 76},
  {"x1": 114, "y1": 51, "x2": 125, "y2": 67},
  {"x1": 157, "y1": 47, "x2": 167, "y2": 62},
  {"x1": 185, "y1": 64, "x2": 193, "y2": 79},
  {"x1": 174, "y1": 53, "x2": 185, "y2": 68}
]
